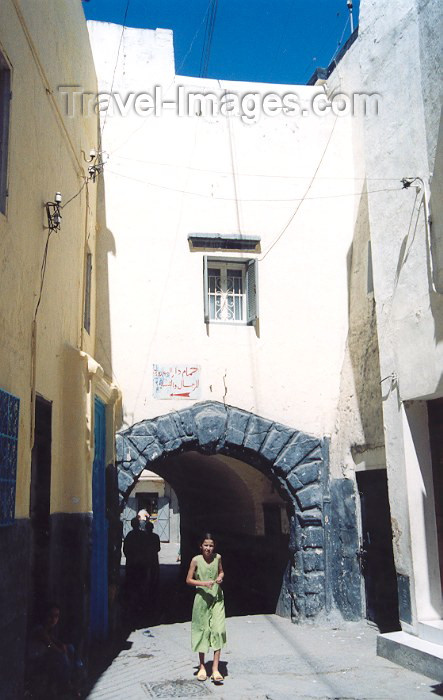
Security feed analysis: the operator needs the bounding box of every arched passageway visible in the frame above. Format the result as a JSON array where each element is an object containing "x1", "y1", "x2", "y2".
[{"x1": 115, "y1": 402, "x2": 328, "y2": 622}]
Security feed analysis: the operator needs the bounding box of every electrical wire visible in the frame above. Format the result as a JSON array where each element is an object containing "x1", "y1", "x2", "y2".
[
  {"x1": 110, "y1": 152, "x2": 402, "y2": 182},
  {"x1": 101, "y1": 0, "x2": 131, "y2": 137},
  {"x1": 131, "y1": 111, "x2": 202, "y2": 418},
  {"x1": 105, "y1": 167, "x2": 401, "y2": 203},
  {"x1": 62, "y1": 177, "x2": 89, "y2": 209},
  {"x1": 259, "y1": 116, "x2": 339, "y2": 260},
  {"x1": 34, "y1": 230, "x2": 53, "y2": 320},
  {"x1": 327, "y1": 15, "x2": 350, "y2": 68},
  {"x1": 218, "y1": 83, "x2": 243, "y2": 233},
  {"x1": 99, "y1": 6, "x2": 216, "y2": 159},
  {"x1": 177, "y1": 0, "x2": 214, "y2": 74},
  {"x1": 199, "y1": 0, "x2": 218, "y2": 78}
]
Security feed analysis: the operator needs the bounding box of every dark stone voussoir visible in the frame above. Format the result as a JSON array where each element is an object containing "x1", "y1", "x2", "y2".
[
  {"x1": 128, "y1": 455, "x2": 148, "y2": 479},
  {"x1": 301, "y1": 445, "x2": 323, "y2": 464},
  {"x1": 303, "y1": 526, "x2": 324, "y2": 548},
  {"x1": 288, "y1": 571, "x2": 304, "y2": 596},
  {"x1": 293, "y1": 551, "x2": 304, "y2": 575},
  {"x1": 291, "y1": 595, "x2": 306, "y2": 620},
  {"x1": 273, "y1": 432, "x2": 321, "y2": 475},
  {"x1": 177, "y1": 409, "x2": 197, "y2": 439},
  {"x1": 286, "y1": 470, "x2": 304, "y2": 495},
  {"x1": 297, "y1": 508, "x2": 323, "y2": 527},
  {"x1": 292, "y1": 520, "x2": 303, "y2": 552},
  {"x1": 260, "y1": 424, "x2": 295, "y2": 464},
  {"x1": 130, "y1": 435, "x2": 164, "y2": 463},
  {"x1": 305, "y1": 592, "x2": 325, "y2": 617},
  {"x1": 304, "y1": 572, "x2": 325, "y2": 594},
  {"x1": 243, "y1": 415, "x2": 273, "y2": 452},
  {"x1": 130, "y1": 420, "x2": 158, "y2": 437},
  {"x1": 155, "y1": 414, "x2": 184, "y2": 452},
  {"x1": 225, "y1": 407, "x2": 251, "y2": 447},
  {"x1": 303, "y1": 550, "x2": 325, "y2": 572},
  {"x1": 192, "y1": 403, "x2": 227, "y2": 448},
  {"x1": 115, "y1": 433, "x2": 139, "y2": 463},
  {"x1": 296, "y1": 483, "x2": 323, "y2": 511},
  {"x1": 127, "y1": 434, "x2": 159, "y2": 456},
  {"x1": 118, "y1": 467, "x2": 134, "y2": 494},
  {"x1": 293, "y1": 460, "x2": 321, "y2": 486}
]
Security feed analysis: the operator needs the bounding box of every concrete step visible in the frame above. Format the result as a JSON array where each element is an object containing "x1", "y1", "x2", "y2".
[
  {"x1": 377, "y1": 630, "x2": 443, "y2": 681},
  {"x1": 418, "y1": 619, "x2": 443, "y2": 645}
]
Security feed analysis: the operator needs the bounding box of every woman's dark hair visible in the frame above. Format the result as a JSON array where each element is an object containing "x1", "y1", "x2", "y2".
[{"x1": 199, "y1": 532, "x2": 216, "y2": 546}]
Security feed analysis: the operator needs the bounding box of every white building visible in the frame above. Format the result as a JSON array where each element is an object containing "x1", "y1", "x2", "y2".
[{"x1": 88, "y1": 0, "x2": 443, "y2": 677}]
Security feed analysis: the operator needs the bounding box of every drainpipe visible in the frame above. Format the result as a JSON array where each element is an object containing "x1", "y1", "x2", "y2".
[{"x1": 322, "y1": 438, "x2": 332, "y2": 613}]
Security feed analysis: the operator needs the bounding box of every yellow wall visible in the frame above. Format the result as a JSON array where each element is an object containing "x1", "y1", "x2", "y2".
[{"x1": 0, "y1": 0, "x2": 111, "y2": 517}]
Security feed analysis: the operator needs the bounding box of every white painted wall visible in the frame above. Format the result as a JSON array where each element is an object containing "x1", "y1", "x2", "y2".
[
  {"x1": 88, "y1": 21, "x2": 358, "y2": 440},
  {"x1": 353, "y1": 0, "x2": 443, "y2": 626}
]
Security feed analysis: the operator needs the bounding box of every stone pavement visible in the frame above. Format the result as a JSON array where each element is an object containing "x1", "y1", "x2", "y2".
[{"x1": 86, "y1": 615, "x2": 441, "y2": 699}]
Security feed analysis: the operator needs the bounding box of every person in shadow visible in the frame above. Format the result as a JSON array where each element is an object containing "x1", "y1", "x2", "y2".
[
  {"x1": 26, "y1": 603, "x2": 82, "y2": 698},
  {"x1": 123, "y1": 517, "x2": 151, "y2": 619},
  {"x1": 145, "y1": 520, "x2": 161, "y2": 611}
]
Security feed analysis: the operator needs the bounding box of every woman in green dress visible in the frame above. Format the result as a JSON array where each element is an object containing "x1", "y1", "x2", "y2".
[{"x1": 186, "y1": 533, "x2": 226, "y2": 683}]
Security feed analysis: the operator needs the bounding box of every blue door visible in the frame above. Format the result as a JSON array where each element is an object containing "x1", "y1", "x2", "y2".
[
  {"x1": 154, "y1": 497, "x2": 170, "y2": 542},
  {"x1": 90, "y1": 397, "x2": 108, "y2": 640}
]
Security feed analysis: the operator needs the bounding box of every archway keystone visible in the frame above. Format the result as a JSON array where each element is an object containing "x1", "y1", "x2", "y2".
[{"x1": 115, "y1": 401, "x2": 329, "y2": 621}]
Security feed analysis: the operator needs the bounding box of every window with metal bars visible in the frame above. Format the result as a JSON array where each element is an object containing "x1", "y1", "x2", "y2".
[
  {"x1": 0, "y1": 388, "x2": 19, "y2": 526},
  {"x1": 203, "y1": 257, "x2": 259, "y2": 325},
  {"x1": 84, "y1": 251, "x2": 92, "y2": 334},
  {"x1": 0, "y1": 50, "x2": 11, "y2": 215}
]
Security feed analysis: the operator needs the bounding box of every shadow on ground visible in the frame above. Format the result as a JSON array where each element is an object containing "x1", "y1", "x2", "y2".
[{"x1": 83, "y1": 551, "x2": 280, "y2": 697}]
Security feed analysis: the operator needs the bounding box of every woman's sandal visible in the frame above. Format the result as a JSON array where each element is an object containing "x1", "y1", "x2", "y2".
[
  {"x1": 197, "y1": 668, "x2": 207, "y2": 681},
  {"x1": 211, "y1": 671, "x2": 224, "y2": 683}
]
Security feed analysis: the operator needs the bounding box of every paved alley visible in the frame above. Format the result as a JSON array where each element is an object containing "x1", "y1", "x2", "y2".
[{"x1": 85, "y1": 615, "x2": 440, "y2": 700}]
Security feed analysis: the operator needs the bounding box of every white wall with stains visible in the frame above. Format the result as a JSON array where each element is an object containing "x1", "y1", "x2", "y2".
[{"x1": 88, "y1": 21, "x2": 358, "y2": 441}]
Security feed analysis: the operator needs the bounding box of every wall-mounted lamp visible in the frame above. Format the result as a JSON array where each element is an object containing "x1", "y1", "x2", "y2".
[
  {"x1": 46, "y1": 191, "x2": 62, "y2": 232},
  {"x1": 86, "y1": 150, "x2": 108, "y2": 183},
  {"x1": 347, "y1": 0, "x2": 354, "y2": 33}
]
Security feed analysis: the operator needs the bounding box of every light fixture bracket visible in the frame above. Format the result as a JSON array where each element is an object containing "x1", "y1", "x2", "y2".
[{"x1": 45, "y1": 191, "x2": 62, "y2": 232}]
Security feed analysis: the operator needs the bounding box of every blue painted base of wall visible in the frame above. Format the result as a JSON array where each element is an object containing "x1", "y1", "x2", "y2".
[
  {"x1": 51, "y1": 512, "x2": 92, "y2": 655},
  {"x1": 329, "y1": 478, "x2": 362, "y2": 620},
  {"x1": 0, "y1": 519, "x2": 30, "y2": 700}
]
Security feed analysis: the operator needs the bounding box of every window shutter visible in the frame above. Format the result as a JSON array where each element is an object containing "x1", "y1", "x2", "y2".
[
  {"x1": 0, "y1": 388, "x2": 20, "y2": 525},
  {"x1": 246, "y1": 259, "x2": 259, "y2": 325},
  {"x1": 203, "y1": 255, "x2": 209, "y2": 323}
]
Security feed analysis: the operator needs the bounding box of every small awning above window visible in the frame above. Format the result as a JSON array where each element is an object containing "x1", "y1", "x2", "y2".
[{"x1": 188, "y1": 233, "x2": 261, "y2": 252}]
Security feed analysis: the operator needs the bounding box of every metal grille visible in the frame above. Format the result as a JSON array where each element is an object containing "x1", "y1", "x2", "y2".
[
  {"x1": 208, "y1": 265, "x2": 245, "y2": 322},
  {"x1": 0, "y1": 389, "x2": 19, "y2": 526},
  {"x1": 142, "y1": 680, "x2": 212, "y2": 697},
  {"x1": 0, "y1": 51, "x2": 11, "y2": 215}
]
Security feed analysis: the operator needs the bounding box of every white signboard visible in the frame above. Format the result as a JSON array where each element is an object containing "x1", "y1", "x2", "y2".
[{"x1": 153, "y1": 364, "x2": 201, "y2": 399}]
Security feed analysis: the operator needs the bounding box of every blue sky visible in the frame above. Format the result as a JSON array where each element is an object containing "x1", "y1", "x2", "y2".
[{"x1": 83, "y1": 0, "x2": 360, "y2": 85}]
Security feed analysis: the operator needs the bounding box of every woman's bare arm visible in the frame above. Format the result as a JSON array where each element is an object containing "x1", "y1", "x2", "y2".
[{"x1": 216, "y1": 555, "x2": 224, "y2": 584}]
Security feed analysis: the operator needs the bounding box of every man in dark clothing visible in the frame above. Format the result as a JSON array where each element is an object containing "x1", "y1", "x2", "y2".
[
  {"x1": 145, "y1": 520, "x2": 161, "y2": 603},
  {"x1": 123, "y1": 517, "x2": 151, "y2": 616}
]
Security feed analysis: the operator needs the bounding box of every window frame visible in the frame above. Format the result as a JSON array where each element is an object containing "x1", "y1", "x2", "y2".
[
  {"x1": 83, "y1": 251, "x2": 93, "y2": 334},
  {"x1": 203, "y1": 255, "x2": 259, "y2": 326},
  {"x1": 0, "y1": 388, "x2": 20, "y2": 526},
  {"x1": 207, "y1": 261, "x2": 246, "y2": 324},
  {"x1": 0, "y1": 49, "x2": 11, "y2": 216}
]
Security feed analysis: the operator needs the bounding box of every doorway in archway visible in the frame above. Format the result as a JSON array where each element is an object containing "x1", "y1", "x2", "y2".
[{"x1": 152, "y1": 451, "x2": 290, "y2": 621}]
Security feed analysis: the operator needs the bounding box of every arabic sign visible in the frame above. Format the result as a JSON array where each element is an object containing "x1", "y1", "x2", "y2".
[{"x1": 153, "y1": 364, "x2": 201, "y2": 399}]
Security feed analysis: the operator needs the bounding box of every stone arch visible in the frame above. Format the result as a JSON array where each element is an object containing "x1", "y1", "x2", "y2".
[{"x1": 116, "y1": 401, "x2": 328, "y2": 621}]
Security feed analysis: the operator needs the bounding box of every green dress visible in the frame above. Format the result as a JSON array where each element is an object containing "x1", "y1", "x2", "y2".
[{"x1": 191, "y1": 554, "x2": 226, "y2": 653}]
